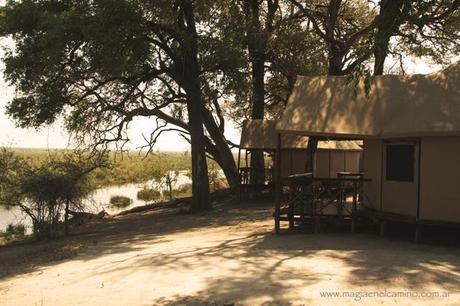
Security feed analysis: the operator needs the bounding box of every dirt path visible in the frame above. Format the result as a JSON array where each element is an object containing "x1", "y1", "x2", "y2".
[{"x1": 1, "y1": 200, "x2": 460, "y2": 305}]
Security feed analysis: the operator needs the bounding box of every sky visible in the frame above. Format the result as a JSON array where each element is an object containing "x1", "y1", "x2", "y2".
[{"x1": 0, "y1": 36, "x2": 453, "y2": 151}]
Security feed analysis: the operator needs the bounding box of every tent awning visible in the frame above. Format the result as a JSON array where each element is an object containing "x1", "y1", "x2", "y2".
[{"x1": 241, "y1": 119, "x2": 362, "y2": 150}]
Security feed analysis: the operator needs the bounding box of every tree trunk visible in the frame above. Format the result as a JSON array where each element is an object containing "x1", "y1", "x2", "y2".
[
  {"x1": 167, "y1": 174, "x2": 173, "y2": 201},
  {"x1": 249, "y1": 53, "x2": 266, "y2": 185},
  {"x1": 201, "y1": 108, "x2": 240, "y2": 189},
  {"x1": 326, "y1": 0, "x2": 345, "y2": 76},
  {"x1": 185, "y1": 90, "x2": 211, "y2": 212},
  {"x1": 244, "y1": 0, "x2": 268, "y2": 185},
  {"x1": 373, "y1": 0, "x2": 409, "y2": 75},
  {"x1": 64, "y1": 199, "x2": 70, "y2": 236},
  {"x1": 373, "y1": 45, "x2": 387, "y2": 75},
  {"x1": 328, "y1": 46, "x2": 346, "y2": 75},
  {"x1": 180, "y1": 0, "x2": 211, "y2": 212}
]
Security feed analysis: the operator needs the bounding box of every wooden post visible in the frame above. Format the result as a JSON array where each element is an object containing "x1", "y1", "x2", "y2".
[
  {"x1": 275, "y1": 133, "x2": 282, "y2": 234},
  {"x1": 415, "y1": 223, "x2": 423, "y2": 243},
  {"x1": 237, "y1": 148, "x2": 242, "y2": 174},
  {"x1": 351, "y1": 180, "x2": 358, "y2": 233},
  {"x1": 337, "y1": 175, "x2": 343, "y2": 217},
  {"x1": 314, "y1": 215, "x2": 320, "y2": 233},
  {"x1": 64, "y1": 199, "x2": 70, "y2": 237},
  {"x1": 237, "y1": 148, "x2": 242, "y2": 203},
  {"x1": 313, "y1": 185, "x2": 320, "y2": 233},
  {"x1": 379, "y1": 219, "x2": 386, "y2": 236},
  {"x1": 288, "y1": 184, "x2": 294, "y2": 230},
  {"x1": 300, "y1": 185, "x2": 305, "y2": 225}
]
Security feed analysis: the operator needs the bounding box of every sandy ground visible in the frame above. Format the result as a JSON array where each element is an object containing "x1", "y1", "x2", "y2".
[{"x1": 1, "y1": 199, "x2": 460, "y2": 306}]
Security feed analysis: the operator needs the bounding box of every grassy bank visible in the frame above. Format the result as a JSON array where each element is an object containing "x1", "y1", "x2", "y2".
[{"x1": 10, "y1": 148, "x2": 228, "y2": 188}]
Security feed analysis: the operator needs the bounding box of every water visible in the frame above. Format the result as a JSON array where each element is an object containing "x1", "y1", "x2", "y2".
[
  {"x1": 0, "y1": 171, "x2": 192, "y2": 233},
  {"x1": 0, "y1": 206, "x2": 29, "y2": 234}
]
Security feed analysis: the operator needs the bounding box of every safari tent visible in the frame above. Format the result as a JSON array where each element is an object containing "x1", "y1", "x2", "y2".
[
  {"x1": 275, "y1": 61, "x2": 460, "y2": 234},
  {"x1": 238, "y1": 119, "x2": 362, "y2": 196}
]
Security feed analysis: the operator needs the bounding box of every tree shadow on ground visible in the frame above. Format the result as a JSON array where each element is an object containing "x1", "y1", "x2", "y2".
[
  {"x1": 147, "y1": 224, "x2": 460, "y2": 304},
  {"x1": 0, "y1": 198, "x2": 272, "y2": 281},
  {"x1": 1, "y1": 198, "x2": 460, "y2": 305},
  {"x1": 150, "y1": 230, "x2": 460, "y2": 305}
]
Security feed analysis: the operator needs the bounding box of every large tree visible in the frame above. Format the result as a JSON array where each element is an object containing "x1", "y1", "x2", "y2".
[
  {"x1": 289, "y1": 0, "x2": 377, "y2": 76},
  {"x1": 0, "y1": 0, "x2": 246, "y2": 211},
  {"x1": 373, "y1": 0, "x2": 459, "y2": 75},
  {"x1": 219, "y1": 1, "x2": 327, "y2": 177},
  {"x1": 290, "y1": 0, "x2": 459, "y2": 76}
]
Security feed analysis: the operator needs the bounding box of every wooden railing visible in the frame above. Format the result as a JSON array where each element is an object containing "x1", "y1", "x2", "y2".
[
  {"x1": 275, "y1": 172, "x2": 371, "y2": 233},
  {"x1": 239, "y1": 167, "x2": 274, "y2": 186},
  {"x1": 238, "y1": 167, "x2": 275, "y2": 201}
]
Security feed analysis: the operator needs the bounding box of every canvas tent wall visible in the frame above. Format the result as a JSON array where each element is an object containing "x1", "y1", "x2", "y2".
[
  {"x1": 239, "y1": 119, "x2": 362, "y2": 178},
  {"x1": 364, "y1": 136, "x2": 460, "y2": 224},
  {"x1": 276, "y1": 61, "x2": 460, "y2": 225}
]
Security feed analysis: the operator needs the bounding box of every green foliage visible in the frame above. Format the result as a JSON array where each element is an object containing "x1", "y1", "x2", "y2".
[
  {"x1": 109, "y1": 195, "x2": 132, "y2": 208},
  {"x1": 264, "y1": 16, "x2": 328, "y2": 117},
  {"x1": 392, "y1": 1, "x2": 460, "y2": 66},
  {"x1": 0, "y1": 0, "x2": 246, "y2": 146},
  {"x1": 0, "y1": 148, "x2": 108, "y2": 239}
]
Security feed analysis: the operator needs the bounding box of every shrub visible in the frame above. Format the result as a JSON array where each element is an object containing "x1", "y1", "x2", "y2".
[
  {"x1": 109, "y1": 195, "x2": 133, "y2": 208},
  {"x1": 173, "y1": 184, "x2": 193, "y2": 198},
  {"x1": 0, "y1": 224, "x2": 26, "y2": 245},
  {"x1": 137, "y1": 188, "x2": 161, "y2": 202},
  {"x1": 208, "y1": 163, "x2": 228, "y2": 192},
  {"x1": 6, "y1": 223, "x2": 25, "y2": 237}
]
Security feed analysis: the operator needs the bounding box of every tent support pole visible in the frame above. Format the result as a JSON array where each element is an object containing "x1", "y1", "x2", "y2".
[
  {"x1": 275, "y1": 133, "x2": 282, "y2": 234},
  {"x1": 237, "y1": 148, "x2": 242, "y2": 203},
  {"x1": 415, "y1": 223, "x2": 423, "y2": 243},
  {"x1": 351, "y1": 180, "x2": 358, "y2": 233}
]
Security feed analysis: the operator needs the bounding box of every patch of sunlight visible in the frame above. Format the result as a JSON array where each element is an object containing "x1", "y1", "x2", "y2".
[{"x1": 418, "y1": 261, "x2": 460, "y2": 276}]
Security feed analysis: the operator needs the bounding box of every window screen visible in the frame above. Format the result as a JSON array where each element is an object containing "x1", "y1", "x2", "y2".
[{"x1": 386, "y1": 144, "x2": 415, "y2": 182}]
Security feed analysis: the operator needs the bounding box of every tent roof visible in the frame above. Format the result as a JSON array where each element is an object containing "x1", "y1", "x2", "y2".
[
  {"x1": 276, "y1": 61, "x2": 460, "y2": 139},
  {"x1": 240, "y1": 119, "x2": 362, "y2": 150}
]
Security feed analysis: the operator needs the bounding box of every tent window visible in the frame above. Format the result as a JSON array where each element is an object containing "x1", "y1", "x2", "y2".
[{"x1": 386, "y1": 144, "x2": 415, "y2": 182}]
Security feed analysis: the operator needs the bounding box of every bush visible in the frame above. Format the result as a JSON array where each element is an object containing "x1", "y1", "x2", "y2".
[
  {"x1": 109, "y1": 195, "x2": 133, "y2": 208},
  {"x1": 137, "y1": 188, "x2": 161, "y2": 202},
  {"x1": 6, "y1": 223, "x2": 25, "y2": 236},
  {"x1": 0, "y1": 224, "x2": 26, "y2": 244},
  {"x1": 173, "y1": 184, "x2": 193, "y2": 198},
  {"x1": 208, "y1": 163, "x2": 228, "y2": 192},
  {"x1": 6, "y1": 223, "x2": 25, "y2": 237}
]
